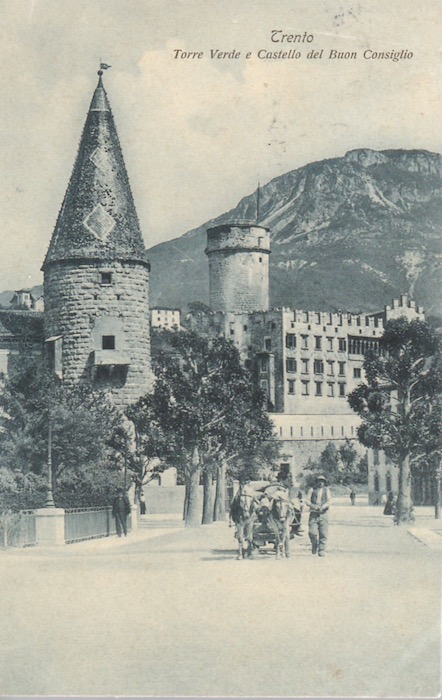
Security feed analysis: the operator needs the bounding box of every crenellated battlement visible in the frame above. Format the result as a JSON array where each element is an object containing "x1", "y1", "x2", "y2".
[{"x1": 385, "y1": 293, "x2": 425, "y2": 319}]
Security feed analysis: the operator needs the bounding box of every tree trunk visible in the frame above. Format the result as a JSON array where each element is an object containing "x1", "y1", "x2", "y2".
[
  {"x1": 395, "y1": 388, "x2": 414, "y2": 525},
  {"x1": 395, "y1": 453, "x2": 413, "y2": 524},
  {"x1": 435, "y1": 468, "x2": 441, "y2": 520},
  {"x1": 183, "y1": 482, "x2": 189, "y2": 521},
  {"x1": 185, "y1": 446, "x2": 201, "y2": 528},
  {"x1": 213, "y1": 460, "x2": 227, "y2": 521},
  {"x1": 202, "y1": 470, "x2": 214, "y2": 524}
]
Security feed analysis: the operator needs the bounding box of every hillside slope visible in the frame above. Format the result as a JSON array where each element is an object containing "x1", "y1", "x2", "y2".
[{"x1": 147, "y1": 148, "x2": 442, "y2": 316}]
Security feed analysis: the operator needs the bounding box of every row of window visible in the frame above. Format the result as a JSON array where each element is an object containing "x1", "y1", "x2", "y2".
[
  {"x1": 286, "y1": 380, "x2": 347, "y2": 397},
  {"x1": 259, "y1": 357, "x2": 362, "y2": 379},
  {"x1": 277, "y1": 424, "x2": 356, "y2": 438},
  {"x1": 285, "y1": 334, "x2": 347, "y2": 352},
  {"x1": 260, "y1": 314, "x2": 380, "y2": 330},
  {"x1": 285, "y1": 358, "x2": 353, "y2": 376},
  {"x1": 287, "y1": 313, "x2": 380, "y2": 328},
  {"x1": 348, "y1": 337, "x2": 381, "y2": 356}
]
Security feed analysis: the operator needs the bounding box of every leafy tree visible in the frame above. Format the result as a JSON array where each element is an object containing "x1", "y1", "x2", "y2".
[
  {"x1": 124, "y1": 394, "x2": 175, "y2": 498},
  {"x1": 0, "y1": 467, "x2": 47, "y2": 512},
  {"x1": 348, "y1": 318, "x2": 442, "y2": 523},
  {"x1": 302, "y1": 440, "x2": 368, "y2": 488},
  {"x1": 0, "y1": 355, "x2": 125, "y2": 508},
  {"x1": 187, "y1": 301, "x2": 212, "y2": 316},
  {"x1": 0, "y1": 467, "x2": 47, "y2": 546},
  {"x1": 143, "y1": 330, "x2": 277, "y2": 527},
  {"x1": 203, "y1": 382, "x2": 279, "y2": 523},
  {"x1": 303, "y1": 443, "x2": 340, "y2": 488},
  {"x1": 338, "y1": 439, "x2": 368, "y2": 486}
]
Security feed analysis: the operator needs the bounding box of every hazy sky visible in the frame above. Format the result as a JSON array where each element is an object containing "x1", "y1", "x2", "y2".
[{"x1": 0, "y1": 0, "x2": 440, "y2": 290}]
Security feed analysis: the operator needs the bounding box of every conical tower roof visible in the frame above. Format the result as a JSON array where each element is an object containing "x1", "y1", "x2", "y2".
[{"x1": 42, "y1": 72, "x2": 149, "y2": 270}]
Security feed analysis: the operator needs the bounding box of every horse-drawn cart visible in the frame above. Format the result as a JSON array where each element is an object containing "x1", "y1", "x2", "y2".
[{"x1": 230, "y1": 481, "x2": 303, "y2": 559}]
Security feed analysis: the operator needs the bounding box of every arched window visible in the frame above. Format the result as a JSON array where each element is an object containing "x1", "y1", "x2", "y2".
[
  {"x1": 374, "y1": 471, "x2": 380, "y2": 492},
  {"x1": 386, "y1": 471, "x2": 392, "y2": 492}
]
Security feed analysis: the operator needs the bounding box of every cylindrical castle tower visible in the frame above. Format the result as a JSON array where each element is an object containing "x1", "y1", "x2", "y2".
[
  {"x1": 205, "y1": 222, "x2": 271, "y2": 313},
  {"x1": 42, "y1": 72, "x2": 152, "y2": 407}
]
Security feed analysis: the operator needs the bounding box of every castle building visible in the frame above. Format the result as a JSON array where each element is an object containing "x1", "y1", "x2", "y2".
[
  {"x1": 41, "y1": 71, "x2": 152, "y2": 407},
  {"x1": 195, "y1": 222, "x2": 426, "y2": 486}
]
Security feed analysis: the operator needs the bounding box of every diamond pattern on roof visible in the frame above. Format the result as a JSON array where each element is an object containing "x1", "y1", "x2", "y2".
[
  {"x1": 90, "y1": 147, "x2": 109, "y2": 172},
  {"x1": 83, "y1": 204, "x2": 116, "y2": 241}
]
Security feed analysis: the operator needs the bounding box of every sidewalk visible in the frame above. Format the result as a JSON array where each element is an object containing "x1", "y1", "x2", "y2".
[
  {"x1": 2, "y1": 504, "x2": 441, "y2": 557},
  {"x1": 0, "y1": 512, "x2": 185, "y2": 558}
]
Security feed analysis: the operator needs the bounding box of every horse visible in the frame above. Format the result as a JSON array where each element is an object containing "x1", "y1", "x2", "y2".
[
  {"x1": 229, "y1": 483, "x2": 259, "y2": 559},
  {"x1": 261, "y1": 491, "x2": 296, "y2": 559}
]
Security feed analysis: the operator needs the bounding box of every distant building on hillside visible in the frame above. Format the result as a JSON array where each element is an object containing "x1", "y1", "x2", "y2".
[
  {"x1": 10, "y1": 289, "x2": 36, "y2": 310},
  {"x1": 150, "y1": 308, "x2": 181, "y2": 330}
]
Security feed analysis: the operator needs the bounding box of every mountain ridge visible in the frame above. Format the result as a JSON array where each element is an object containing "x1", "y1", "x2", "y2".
[{"x1": 2, "y1": 149, "x2": 441, "y2": 318}]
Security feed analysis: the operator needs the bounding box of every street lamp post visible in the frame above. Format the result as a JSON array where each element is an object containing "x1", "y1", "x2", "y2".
[
  {"x1": 44, "y1": 409, "x2": 55, "y2": 508},
  {"x1": 435, "y1": 462, "x2": 441, "y2": 520}
]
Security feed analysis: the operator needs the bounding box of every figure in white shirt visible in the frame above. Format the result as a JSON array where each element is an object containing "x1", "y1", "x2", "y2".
[{"x1": 306, "y1": 475, "x2": 331, "y2": 557}]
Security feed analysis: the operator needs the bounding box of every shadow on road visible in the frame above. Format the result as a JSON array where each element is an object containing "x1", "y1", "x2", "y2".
[
  {"x1": 202, "y1": 547, "x2": 287, "y2": 561},
  {"x1": 201, "y1": 548, "x2": 240, "y2": 561},
  {"x1": 332, "y1": 517, "x2": 394, "y2": 527}
]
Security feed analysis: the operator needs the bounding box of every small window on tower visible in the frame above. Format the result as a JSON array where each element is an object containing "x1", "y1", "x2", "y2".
[
  {"x1": 100, "y1": 272, "x2": 112, "y2": 284},
  {"x1": 100, "y1": 272, "x2": 112, "y2": 285},
  {"x1": 102, "y1": 335, "x2": 115, "y2": 350}
]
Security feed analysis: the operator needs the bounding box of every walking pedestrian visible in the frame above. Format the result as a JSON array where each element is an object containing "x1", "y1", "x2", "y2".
[
  {"x1": 350, "y1": 489, "x2": 356, "y2": 506},
  {"x1": 383, "y1": 491, "x2": 395, "y2": 515},
  {"x1": 307, "y1": 475, "x2": 331, "y2": 557},
  {"x1": 139, "y1": 490, "x2": 146, "y2": 515},
  {"x1": 112, "y1": 487, "x2": 131, "y2": 537}
]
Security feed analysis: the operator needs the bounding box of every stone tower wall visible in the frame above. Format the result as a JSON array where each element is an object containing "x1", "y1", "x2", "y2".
[
  {"x1": 44, "y1": 260, "x2": 152, "y2": 407},
  {"x1": 206, "y1": 224, "x2": 270, "y2": 313}
]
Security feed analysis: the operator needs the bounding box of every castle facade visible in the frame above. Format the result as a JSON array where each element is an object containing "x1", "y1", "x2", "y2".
[{"x1": 185, "y1": 222, "x2": 426, "y2": 489}]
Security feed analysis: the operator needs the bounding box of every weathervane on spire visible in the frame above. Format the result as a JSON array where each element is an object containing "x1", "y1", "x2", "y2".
[{"x1": 98, "y1": 61, "x2": 112, "y2": 77}]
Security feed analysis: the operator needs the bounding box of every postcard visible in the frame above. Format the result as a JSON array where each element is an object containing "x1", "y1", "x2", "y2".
[{"x1": 0, "y1": 1, "x2": 440, "y2": 698}]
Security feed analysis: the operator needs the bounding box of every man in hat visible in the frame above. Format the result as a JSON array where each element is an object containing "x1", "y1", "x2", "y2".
[
  {"x1": 306, "y1": 475, "x2": 331, "y2": 557},
  {"x1": 112, "y1": 487, "x2": 131, "y2": 537}
]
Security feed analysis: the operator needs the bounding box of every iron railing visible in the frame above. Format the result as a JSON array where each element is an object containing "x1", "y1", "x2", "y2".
[
  {"x1": 64, "y1": 506, "x2": 132, "y2": 544},
  {"x1": 0, "y1": 511, "x2": 36, "y2": 548},
  {"x1": 0, "y1": 507, "x2": 133, "y2": 547}
]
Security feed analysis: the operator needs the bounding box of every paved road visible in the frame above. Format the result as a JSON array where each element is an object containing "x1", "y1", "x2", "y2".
[{"x1": 0, "y1": 505, "x2": 440, "y2": 697}]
